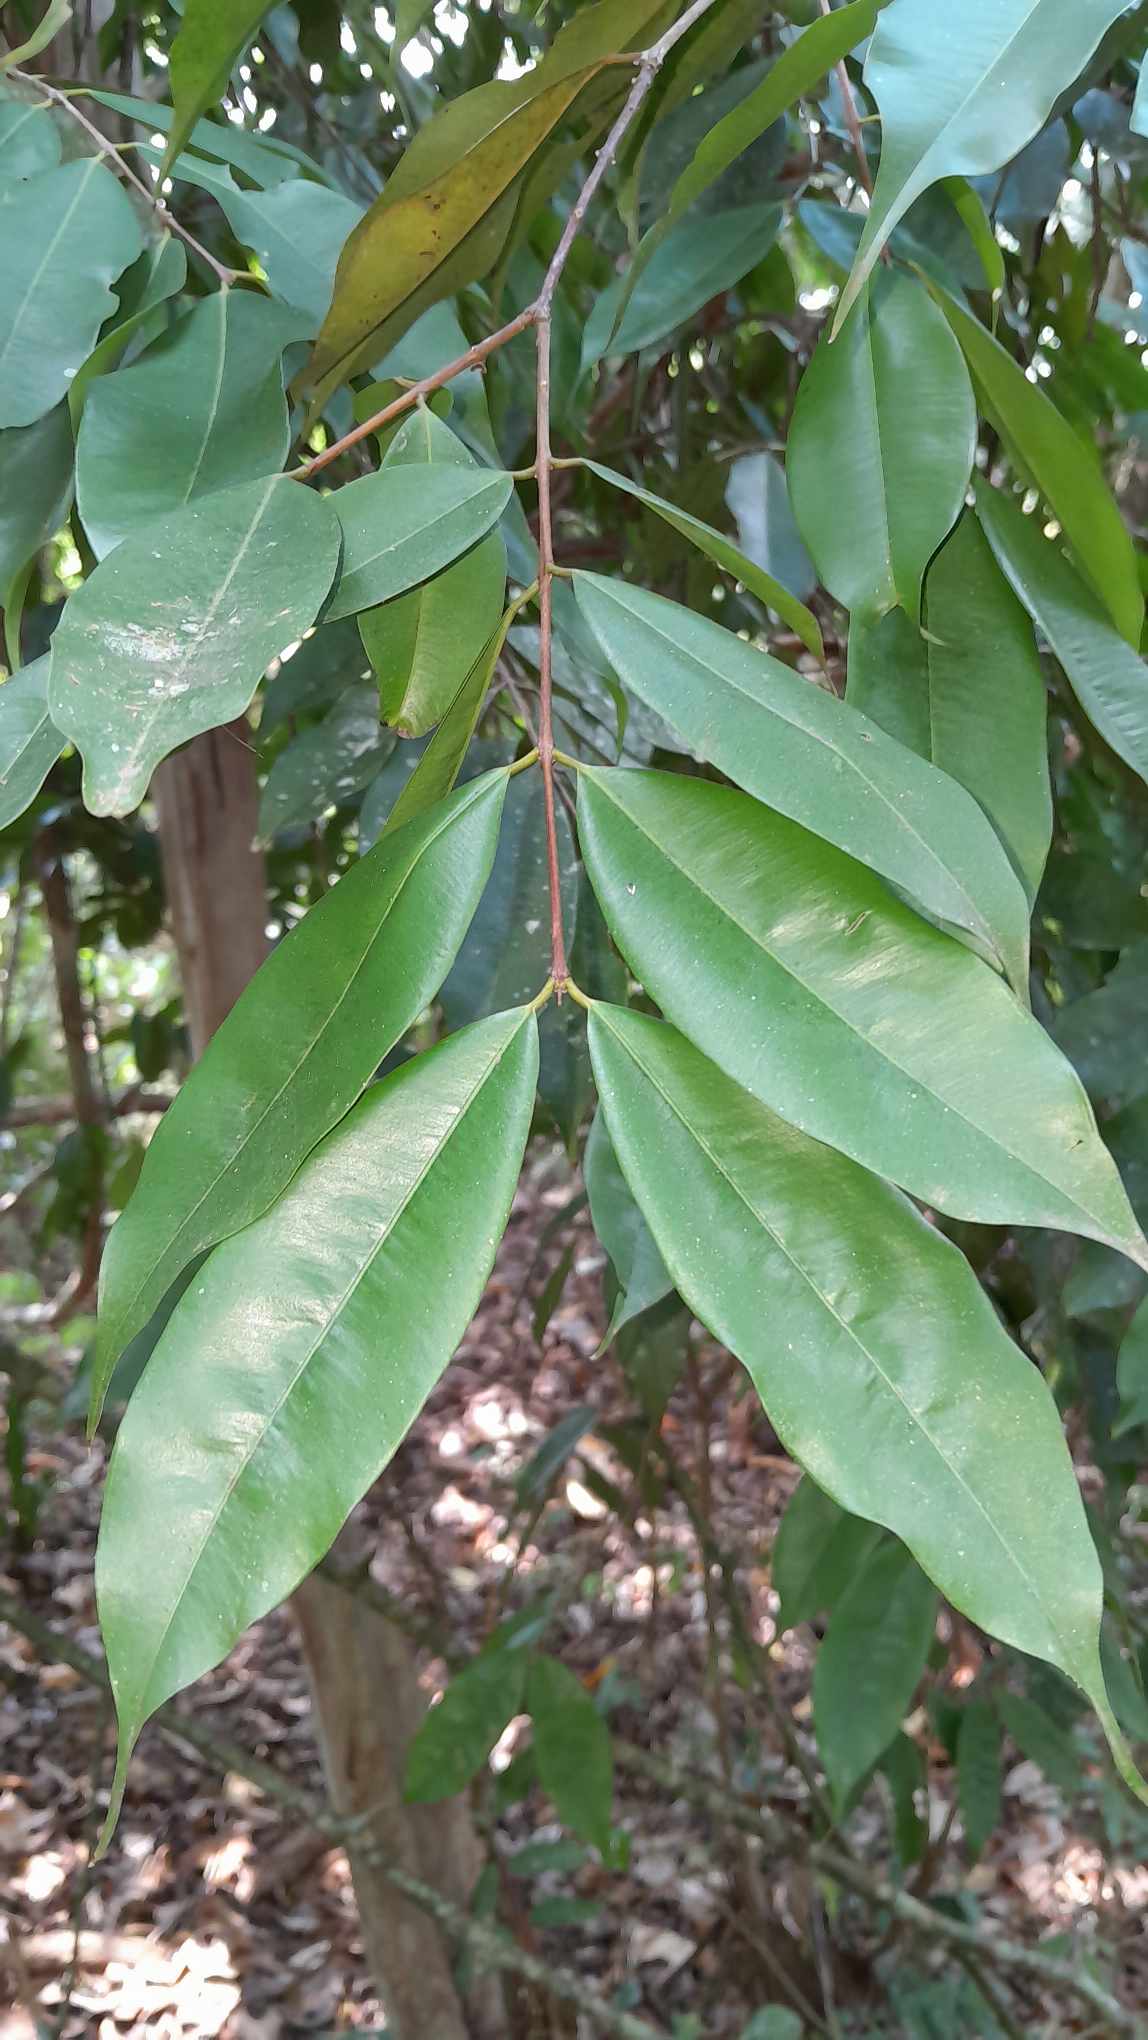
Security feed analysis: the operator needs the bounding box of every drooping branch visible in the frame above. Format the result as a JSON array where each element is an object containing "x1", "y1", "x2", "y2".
[{"x1": 7, "y1": 67, "x2": 238, "y2": 286}]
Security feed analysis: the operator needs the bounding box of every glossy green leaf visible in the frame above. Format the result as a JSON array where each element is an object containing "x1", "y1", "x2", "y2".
[
  {"x1": 848, "y1": 512, "x2": 1053, "y2": 903},
  {"x1": 1115, "y1": 1295, "x2": 1148, "y2": 1436},
  {"x1": 835, "y1": 0, "x2": 1132, "y2": 330},
  {"x1": 405, "y1": 1650, "x2": 528, "y2": 1803},
  {"x1": 957, "y1": 1703, "x2": 1002, "y2": 1859},
  {"x1": 96, "y1": 1005, "x2": 539, "y2": 1843},
  {"x1": 574, "y1": 572, "x2": 1031, "y2": 989},
  {"x1": 772, "y1": 1478, "x2": 884, "y2": 1633},
  {"x1": 724, "y1": 453, "x2": 816, "y2": 605},
  {"x1": 584, "y1": 1107, "x2": 672, "y2": 1345},
  {"x1": 92, "y1": 768, "x2": 509, "y2": 1419},
  {"x1": 358, "y1": 410, "x2": 507, "y2": 736},
  {"x1": 814, "y1": 1543, "x2": 937, "y2": 1810},
  {"x1": 163, "y1": 0, "x2": 273, "y2": 175},
  {"x1": 0, "y1": 159, "x2": 143, "y2": 428},
  {"x1": 442, "y1": 770, "x2": 578, "y2": 1027},
  {"x1": 75, "y1": 292, "x2": 305, "y2": 558},
  {"x1": 50, "y1": 476, "x2": 341, "y2": 815},
  {"x1": 305, "y1": 0, "x2": 670, "y2": 404},
  {"x1": 91, "y1": 88, "x2": 317, "y2": 189},
  {"x1": 583, "y1": 203, "x2": 780, "y2": 368},
  {"x1": 582, "y1": 464, "x2": 822, "y2": 658},
  {"x1": 528, "y1": 1654, "x2": 614, "y2": 1852},
  {"x1": 0, "y1": 88, "x2": 62, "y2": 176},
  {"x1": 610, "y1": 0, "x2": 878, "y2": 336},
  {"x1": 587, "y1": 1004, "x2": 1134, "y2": 1775},
  {"x1": 976, "y1": 480, "x2": 1148, "y2": 786},
  {"x1": 578, "y1": 773, "x2": 1146, "y2": 1259},
  {"x1": 256, "y1": 685, "x2": 394, "y2": 843},
  {"x1": 936, "y1": 291, "x2": 1142, "y2": 645},
  {"x1": 0, "y1": 402, "x2": 72, "y2": 604},
  {"x1": 382, "y1": 614, "x2": 512, "y2": 838},
  {"x1": 0, "y1": 658, "x2": 64, "y2": 827},
  {"x1": 326, "y1": 465, "x2": 512, "y2": 624},
  {"x1": 942, "y1": 175, "x2": 1005, "y2": 297},
  {"x1": 68, "y1": 236, "x2": 188, "y2": 419},
  {"x1": 789, "y1": 269, "x2": 976, "y2": 621},
  {"x1": 158, "y1": 153, "x2": 362, "y2": 326}
]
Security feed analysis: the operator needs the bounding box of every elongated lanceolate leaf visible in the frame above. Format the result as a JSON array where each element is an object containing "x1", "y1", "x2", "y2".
[
  {"x1": 359, "y1": 409, "x2": 507, "y2": 736},
  {"x1": 976, "y1": 481, "x2": 1148, "y2": 788},
  {"x1": 789, "y1": 269, "x2": 975, "y2": 621},
  {"x1": 772, "y1": 1478, "x2": 884, "y2": 1632},
  {"x1": 326, "y1": 465, "x2": 512, "y2": 623},
  {"x1": 49, "y1": 477, "x2": 341, "y2": 815},
  {"x1": 587, "y1": 1005, "x2": 1138, "y2": 1783},
  {"x1": 609, "y1": 0, "x2": 878, "y2": 339},
  {"x1": 574, "y1": 572, "x2": 1031, "y2": 990},
  {"x1": 814, "y1": 1544, "x2": 936, "y2": 1810},
  {"x1": 0, "y1": 403, "x2": 72, "y2": 603},
  {"x1": 581, "y1": 467, "x2": 822, "y2": 658},
  {"x1": 583, "y1": 204, "x2": 781, "y2": 367},
  {"x1": 304, "y1": 0, "x2": 669, "y2": 404},
  {"x1": 0, "y1": 658, "x2": 64, "y2": 827},
  {"x1": 163, "y1": 0, "x2": 273, "y2": 175},
  {"x1": 583, "y1": 1107, "x2": 673, "y2": 1344},
  {"x1": 848, "y1": 513, "x2": 1053, "y2": 904},
  {"x1": 92, "y1": 768, "x2": 510, "y2": 1423},
  {"x1": 96, "y1": 1006, "x2": 538, "y2": 1845},
  {"x1": 578, "y1": 769, "x2": 1146, "y2": 1261},
  {"x1": 527, "y1": 1654, "x2": 613, "y2": 1852},
  {"x1": 835, "y1": 0, "x2": 1134, "y2": 330},
  {"x1": 76, "y1": 293, "x2": 306, "y2": 558},
  {"x1": 935, "y1": 289, "x2": 1142, "y2": 645},
  {"x1": 0, "y1": 159, "x2": 143, "y2": 428}
]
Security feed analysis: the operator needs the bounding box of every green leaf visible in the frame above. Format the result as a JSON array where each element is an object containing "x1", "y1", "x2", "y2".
[
  {"x1": 0, "y1": 658, "x2": 64, "y2": 827},
  {"x1": 395, "y1": 0, "x2": 436, "y2": 48},
  {"x1": 0, "y1": 159, "x2": 143, "y2": 428},
  {"x1": 976, "y1": 480, "x2": 1148, "y2": 787},
  {"x1": 527, "y1": 1654, "x2": 614, "y2": 1852},
  {"x1": 586, "y1": 1005, "x2": 1127, "y2": 1765},
  {"x1": 880, "y1": 1732, "x2": 928, "y2": 1869},
  {"x1": 1115, "y1": 1294, "x2": 1148, "y2": 1436},
  {"x1": 934, "y1": 290, "x2": 1142, "y2": 645},
  {"x1": 256, "y1": 685, "x2": 395, "y2": 843},
  {"x1": 848, "y1": 512, "x2": 1053, "y2": 904},
  {"x1": 788, "y1": 269, "x2": 976, "y2": 622},
  {"x1": 582, "y1": 464, "x2": 822, "y2": 658},
  {"x1": 0, "y1": 0, "x2": 72, "y2": 73},
  {"x1": 75, "y1": 292, "x2": 305, "y2": 559},
  {"x1": 578, "y1": 770, "x2": 1145, "y2": 1260},
  {"x1": 996, "y1": 1691, "x2": 1082, "y2": 1799},
  {"x1": 359, "y1": 410, "x2": 507, "y2": 737},
  {"x1": 582, "y1": 202, "x2": 780, "y2": 367},
  {"x1": 90, "y1": 88, "x2": 318, "y2": 190},
  {"x1": 163, "y1": 0, "x2": 273, "y2": 176},
  {"x1": 610, "y1": 0, "x2": 878, "y2": 337},
  {"x1": 0, "y1": 88, "x2": 62, "y2": 176},
  {"x1": 157, "y1": 153, "x2": 362, "y2": 326},
  {"x1": 304, "y1": 0, "x2": 671, "y2": 404},
  {"x1": 1054, "y1": 943, "x2": 1148, "y2": 1113},
  {"x1": 0, "y1": 402, "x2": 72, "y2": 605},
  {"x1": 725, "y1": 452, "x2": 816, "y2": 605},
  {"x1": 584, "y1": 1106, "x2": 673, "y2": 1345},
  {"x1": 68, "y1": 236, "x2": 188, "y2": 419},
  {"x1": 49, "y1": 476, "x2": 341, "y2": 815},
  {"x1": 835, "y1": 0, "x2": 1133, "y2": 330},
  {"x1": 573, "y1": 573, "x2": 1031, "y2": 990},
  {"x1": 772, "y1": 1478, "x2": 884, "y2": 1633},
  {"x1": 92, "y1": 769, "x2": 509, "y2": 1418},
  {"x1": 814, "y1": 1542, "x2": 937, "y2": 1811},
  {"x1": 442, "y1": 770, "x2": 579, "y2": 1027},
  {"x1": 381, "y1": 613, "x2": 512, "y2": 837},
  {"x1": 96, "y1": 1005, "x2": 539, "y2": 1846},
  {"x1": 957, "y1": 1702, "x2": 1002, "y2": 1860},
  {"x1": 405, "y1": 1650, "x2": 528, "y2": 1803},
  {"x1": 326, "y1": 466, "x2": 512, "y2": 625}
]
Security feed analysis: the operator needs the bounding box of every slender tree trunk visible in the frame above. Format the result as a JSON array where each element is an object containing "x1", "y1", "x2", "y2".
[{"x1": 153, "y1": 722, "x2": 499, "y2": 2040}]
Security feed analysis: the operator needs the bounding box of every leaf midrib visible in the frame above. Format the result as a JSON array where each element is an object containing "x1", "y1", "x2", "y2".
[
  {"x1": 134, "y1": 1013, "x2": 526, "y2": 1726},
  {"x1": 598, "y1": 1008, "x2": 1080, "y2": 1673},
  {"x1": 0, "y1": 159, "x2": 105, "y2": 382},
  {"x1": 587, "y1": 773, "x2": 1114, "y2": 1240},
  {"x1": 589, "y1": 584, "x2": 1005, "y2": 961},
  {"x1": 102, "y1": 775, "x2": 495, "y2": 1362}
]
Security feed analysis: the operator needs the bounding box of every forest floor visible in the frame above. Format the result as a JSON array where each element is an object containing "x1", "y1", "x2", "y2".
[{"x1": 2, "y1": 1144, "x2": 1146, "y2": 2039}]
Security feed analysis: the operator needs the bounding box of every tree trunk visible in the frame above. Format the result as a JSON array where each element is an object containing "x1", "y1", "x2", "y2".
[{"x1": 153, "y1": 722, "x2": 498, "y2": 2040}]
